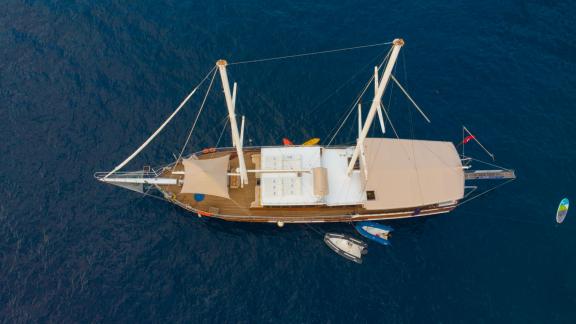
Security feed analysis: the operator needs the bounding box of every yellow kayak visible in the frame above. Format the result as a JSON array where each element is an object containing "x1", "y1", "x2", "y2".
[{"x1": 302, "y1": 138, "x2": 320, "y2": 146}]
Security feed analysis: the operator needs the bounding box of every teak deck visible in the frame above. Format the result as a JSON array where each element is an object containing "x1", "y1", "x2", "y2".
[{"x1": 158, "y1": 148, "x2": 457, "y2": 223}]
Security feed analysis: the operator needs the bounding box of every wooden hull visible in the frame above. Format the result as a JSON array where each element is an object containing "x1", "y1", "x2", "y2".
[
  {"x1": 156, "y1": 146, "x2": 460, "y2": 224},
  {"x1": 172, "y1": 200, "x2": 457, "y2": 223}
]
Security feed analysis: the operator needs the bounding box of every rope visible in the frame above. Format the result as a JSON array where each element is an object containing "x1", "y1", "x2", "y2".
[
  {"x1": 463, "y1": 126, "x2": 495, "y2": 160},
  {"x1": 381, "y1": 103, "x2": 400, "y2": 139},
  {"x1": 326, "y1": 88, "x2": 367, "y2": 145},
  {"x1": 326, "y1": 47, "x2": 393, "y2": 145},
  {"x1": 104, "y1": 66, "x2": 216, "y2": 178},
  {"x1": 215, "y1": 117, "x2": 229, "y2": 147},
  {"x1": 390, "y1": 75, "x2": 431, "y2": 123},
  {"x1": 298, "y1": 48, "x2": 388, "y2": 124},
  {"x1": 402, "y1": 59, "x2": 426, "y2": 205},
  {"x1": 457, "y1": 178, "x2": 516, "y2": 207},
  {"x1": 187, "y1": 115, "x2": 229, "y2": 150},
  {"x1": 228, "y1": 41, "x2": 393, "y2": 65},
  {"x1": 460, "y1": 210, "x2": 545, "y2": 226},
  {"x1": 304, "y1": 223, "x2": 325, "y2": 236},
  {"x1": 466, "y1": 157, "x2": 513, "y2": 172},
  {"x1": 173, "y1": 68, "x2": 218, "y2": 167}
]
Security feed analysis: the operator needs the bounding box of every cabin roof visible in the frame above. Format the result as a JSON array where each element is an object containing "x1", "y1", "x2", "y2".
[
  {"x1": 362, "y1": 138, "x2": 464, "y2": 210},
  {"x1": 260, "y1": 146, "x2": 323, "y2": 206},
  {"x1": 181, "y1": 154, "x2": 230, "y2": 198},
  {"x1": 321, "y1": 148, "x2": 366, "y2": 206}
]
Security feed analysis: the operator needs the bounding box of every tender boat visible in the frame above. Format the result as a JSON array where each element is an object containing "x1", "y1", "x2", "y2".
[
  {"x1": 324, "y1": 233, "x2": 368, "y2": 264},
  {"x1": 354, "y1": 221, "x2": 393, "y2": 246}
]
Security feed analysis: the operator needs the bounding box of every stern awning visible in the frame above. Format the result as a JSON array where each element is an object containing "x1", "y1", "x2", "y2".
[{"x1": 362, "y1": 138, "x2": 464, "y2": 210}]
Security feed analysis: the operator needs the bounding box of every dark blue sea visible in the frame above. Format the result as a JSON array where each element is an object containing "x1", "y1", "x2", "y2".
[{"x1": 2, "y1": 0, "x2": 576, "y2": 322}]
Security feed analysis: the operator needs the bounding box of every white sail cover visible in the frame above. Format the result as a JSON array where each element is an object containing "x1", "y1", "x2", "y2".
[
  {"x1": 362, "y1": 138, "x2": 464, "y2": 210},
  {"x1": 180, "y1": 155, "x2": 230, "y2": 198}
]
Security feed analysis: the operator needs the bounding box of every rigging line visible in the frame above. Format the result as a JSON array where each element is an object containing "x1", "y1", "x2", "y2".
[
  {"x1": 463, "y1": 186, "x2": 478, "y2": 198},
  {"x1": 463, "y1": 126, "x2": 495, "y2": 160},
  {"x1": 215, "y1": 117, "x2": 229, "y2": 147},
  {"x1": 356, "y1": 100, "x2": 402, "y2": 195},
  {"x1": 300, "y1": 48, "x2": 389, "y2": 121},
  {"x1": 326, "y1": 48, "x2": 393, "y2": 145},
  {"x1": 327, "y1": 47, "x2": 392, "y2": 143},
  {"x1": 466, "y1": 157, "x2": 513, "y2": 172},
  {"x1": 188, "y1": 115, "x2": 228, "y2": 150},
  {"x1": 327, "y1": 49, "x2": 392, "y2": 145},
  {"x1": 380, "y1": 103, "x2": 400, "y2": 139},
  {"x1": 138, "y1": 188, "x2": 172, "y2": 203},
  {"x1": 405, "y1": 79, "x2": 426, "y2": 205},
  {"x1": 291, "y1": 47, "x2": 386, "y2": 137},
  {"x1": 228, "y1": 41, "x2": 393, "y2": 65},
  {"x1": 357, "y1": 69, "x2": 398, "y2": 193},
  {"x1": 402, "y1": 50, "x2": 408, "y2": 84},
  {"x1": 383, "y1": 63, "x2": 395, "y2": 134},
  {"x1": 460, "y1": 210, "x2": 545, "y2": 226},
  {"x1": 390, "y1": 75, "x2": 431, "y2": 123},
  {"x1": 325, "y1": 92, "x2": 362, "y2": 146},
  {"x1": 173, "y1": 68, "x2": 218, "y2": 168},
  {"x1": 103, "y1": 65, "x2": 217, "y2": 178},
  {"x1": 304, "y1": 223, "x2": 325, "y2": 236},
  {"x1": 457, "y1": 178, "x2": 516, "y2": 207},
  {"x1": 357, "y1": 100, "x2": 409, "y2": 196},
  {"x1": 325, "y1": 87, "x2": 365, "y2": 145},
  {"x1": 397, "y1": 50, "x2": 429, "y2": 186}
]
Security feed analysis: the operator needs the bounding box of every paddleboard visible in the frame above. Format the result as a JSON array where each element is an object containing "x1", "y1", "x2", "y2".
[{"x1": 556, "y1": 198, "x2": 569, "y2": 224}]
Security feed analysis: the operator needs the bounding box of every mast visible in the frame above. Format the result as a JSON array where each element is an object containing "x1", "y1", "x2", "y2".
[
  {"x1": 217, "y1": 60, "x2": 249, "y2": 186},
  {"x1": 375, "y1": 66, "x2": 386, "y2": 134},
  {"x1": 231, "y1": 82, "x2": 238, "y2": 147},
  {"x1": 346, "y1": 39, "x2": 404, "y2": 176},
  {"x1": 357, "y1": 103, "x2": 368, "y2": 180}
]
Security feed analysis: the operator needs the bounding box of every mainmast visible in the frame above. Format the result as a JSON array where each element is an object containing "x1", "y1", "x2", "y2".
[
  {"x1": 346, "y1": 39, "x2": 404, "y2": 176},
  {"x1": 216, "y1": 60, "x2": 249, "y2": 186}
]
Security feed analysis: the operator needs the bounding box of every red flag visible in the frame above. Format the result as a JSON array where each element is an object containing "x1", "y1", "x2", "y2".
[
  {"x1": 461, "y1": 135, "x2": 475, "y2": 144},
  {"x1": 282, "y1": 138, "x2": 294, "y2": 146}
]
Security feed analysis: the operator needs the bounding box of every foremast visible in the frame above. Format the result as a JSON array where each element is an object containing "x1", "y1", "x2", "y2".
[{"x1": 216, "y1": 60, "x2": 249, "y2": 186}]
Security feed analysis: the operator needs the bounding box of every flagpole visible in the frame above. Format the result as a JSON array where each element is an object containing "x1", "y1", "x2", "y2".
[
  {"x1": 462, "y1": 125, "x2": 465, "y2": 157},
  {"x1": 463, "y1": 126, "x2": 495, "y2": 161}
]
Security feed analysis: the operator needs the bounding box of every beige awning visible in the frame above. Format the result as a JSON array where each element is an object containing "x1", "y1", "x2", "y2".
[
  {"x1": 180, "y1": 154, "x2": 230, "y2": 198},
  {"x1": 362, "y1": 138, "x2": 464, "y2": 210}
]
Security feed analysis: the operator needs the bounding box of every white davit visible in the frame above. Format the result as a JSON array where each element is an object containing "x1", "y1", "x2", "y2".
[{"x1": 324, "y1": 233, "x2": 368, "y2": 264}]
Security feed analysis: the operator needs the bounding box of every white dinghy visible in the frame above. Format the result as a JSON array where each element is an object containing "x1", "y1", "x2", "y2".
[{"x1": 324, "y1": 233, "x2": 368, "y2": 264}]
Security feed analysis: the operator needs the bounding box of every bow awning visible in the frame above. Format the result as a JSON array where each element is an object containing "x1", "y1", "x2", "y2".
[{"x1": 180, "y1": 154, "x2": 230, "y2": 198}]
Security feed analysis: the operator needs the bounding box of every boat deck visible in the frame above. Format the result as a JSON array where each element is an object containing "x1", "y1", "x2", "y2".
[{"x1": 157, "y1": 148, "x2": 457, "y2": 223}]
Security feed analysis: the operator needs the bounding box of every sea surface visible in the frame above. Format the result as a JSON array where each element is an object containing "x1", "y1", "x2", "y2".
[{"x1": 1, "y1": 0, "x2": 576, "y2": 322}]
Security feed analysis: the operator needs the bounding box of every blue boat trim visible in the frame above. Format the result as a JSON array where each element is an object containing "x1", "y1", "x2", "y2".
[{"x1": 354, "y1": 221, "x2": 393, "y2": 246}]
